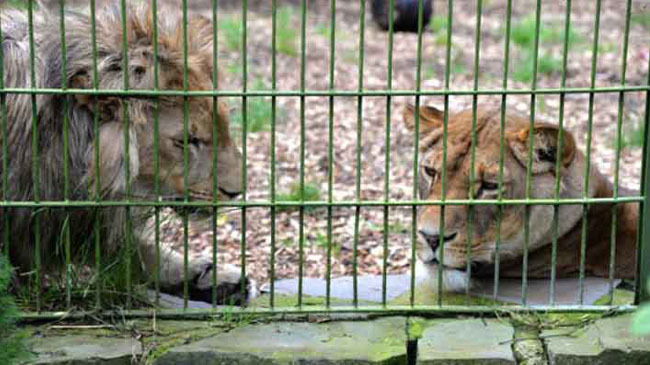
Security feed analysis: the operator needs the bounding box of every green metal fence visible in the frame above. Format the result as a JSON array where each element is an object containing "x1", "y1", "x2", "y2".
[{"x1": 2, "y1": 0, "x2": 649, "y2": 321}]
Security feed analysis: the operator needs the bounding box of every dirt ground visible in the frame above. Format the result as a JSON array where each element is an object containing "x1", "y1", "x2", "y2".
[{"x1": 148, "y1": 0, "x2": 650, "y2": 287}]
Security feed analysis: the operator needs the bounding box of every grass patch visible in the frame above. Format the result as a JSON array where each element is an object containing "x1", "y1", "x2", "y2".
[
  {"x1": 429, "y1": 15, "x2": 448, "y2": 34},
  {"x1": 276, "y1": 6, "x2": 297, "y2": 56},
  {"x1": 275, "y1": 181, "x2": 323, "y2": 212},
  {"x1": 429, "y1": 15, "x2": 449, "y2": 46},
  {"x1": 219, "y1": 15, "x2": 243, "y2": 52},
  {"x1": 620, "y1": 120, "x2": 645, "y2": 149},
  {"x1": 631, "y1": 12, "x2": 650, "y2": 30},
  {"x1": 509, "y1": 14, "x2": 581, "y2": 83},
  {"x1": 2, "y1": 0, "x2": 28, "y2": 9},
  {"x1": 312, "y1": 231, "x2": 341, "y2": 255},
  {"x1": 511, "y1": 15, "x2": 580, "y2": 48},
  {"x1": 230, "y1": 79, "x2": 285, "y2": 133},
  {"x1": 512, "y1": 52, "x2": 563, "y2": 82},
  {"x1": 0, "y1": 256, "x2": 31, "y2": 364}
]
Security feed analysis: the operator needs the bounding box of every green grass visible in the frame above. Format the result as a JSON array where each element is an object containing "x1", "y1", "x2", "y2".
[
  {"x1": 276, "y1": 6, "x2": 297, "y2": 56},
  {"x1": 0, "y1": 256, "x2": 31, "y2": 364},
  {"x1": 276, "y1": 181, "x2": 323, "y2": 212},
  {"x1": 620, "y1": 120, "x2": 645, "y2": 149},
  {"x1": 230, "y1": 79, "x2": 285, "y2": 133},
  {"x1": 312, "y1": 231, "x2": 342, "y2": 255},
  {"x1": 219, "y1": 15, "x2": 243, "y2": 52},
  {"x1": 2, "y1": 0, "x2": 27, "y2": 9},
  {"x1": 512, "y1": 51, "x2": 563, "y2": 82},
  {"x1": 509, "y1": 14, "x2": 581, "y2": 83},
  {"x1": 631, "y1": 12, "x2": 650, "y2": 30},
  {"x1": 511, "y1": 15, "x2": 580, "y2": 48},
  {"x1": 314, "y1": 23, "x2": 329, "y2": 38},
  {"x1": 429, "y1": 15, "x2": 448, "y2": 34}
]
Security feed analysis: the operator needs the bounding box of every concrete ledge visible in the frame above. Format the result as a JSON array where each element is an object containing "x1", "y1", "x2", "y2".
[
  {"x1": 29, "y1": 334, "x2": 142, "y2": 365},
  {"x1": 153, "y1": 317, "x2": 407, "y2": 364},
  {"x1": 23, "y1": 312, "x2": 650, "y2": 364},
  {"x1": 543, "y1": 313, "x2": 650, "y2": 365},
  {"x1": 417, "y1": 318, "x2": 515, "y2": 364}
]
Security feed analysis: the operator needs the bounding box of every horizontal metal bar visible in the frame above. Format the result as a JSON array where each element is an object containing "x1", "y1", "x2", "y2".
[
  {"x1": 20, "y1": 304, "x2": 637, "y2": 322},
  {"x1": 0, "y1": 85, "x2": 648, "y2": 97},
  {"x1": 0, "y1": 196, "x2": 642, "y2": 208}
]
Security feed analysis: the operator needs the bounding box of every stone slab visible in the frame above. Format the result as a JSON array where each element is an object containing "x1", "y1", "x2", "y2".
[
  {"x1": 417, "y1": 318, "x2": 515, "y2": 364},
  {"x1": 267, "y1": 274, "x2": 622, "y2": 306},
  {"x1": 147, "y1": 290, "x2": 214, "y2": 309},
  {"x1": 28, "y1": 334, "x2": 142, "y2": 365},
  {"x1": 153, "y1": 316, "x2": 407, "y2": 364},
  {"x1": 473, "y1": 277, "x2": 623, "y2": 306},
  {"x1": 543, "y1": 313, "x2": 650, "y2": 365},
  {"x1": 267, "y1": 275, "x2": 425, "y2": 303}
]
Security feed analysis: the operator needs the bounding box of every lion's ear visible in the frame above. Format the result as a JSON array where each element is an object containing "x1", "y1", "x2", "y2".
[
  {"x1": 402, "y1": 104, "x2": 444, "y2": 135},
  {"x1": 508, "y1": 123, "x2": 576, "y2": 174}
]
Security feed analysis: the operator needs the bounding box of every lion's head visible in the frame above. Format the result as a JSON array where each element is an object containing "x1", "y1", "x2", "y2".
[
  {"x1": 54, "y1": 4, "x2": 243, "y2": 203},
  {"x1": 402, "y1": 104, "x2": 597, "y2": 289}
]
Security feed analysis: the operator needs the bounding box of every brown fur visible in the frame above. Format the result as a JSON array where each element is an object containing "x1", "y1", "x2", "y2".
[
  {"x1": 1, "y1": 2, "x2": 251, "y2": 303},
  {"x1": 403, "y1": 104, "x2": 637, "y2": 290}
]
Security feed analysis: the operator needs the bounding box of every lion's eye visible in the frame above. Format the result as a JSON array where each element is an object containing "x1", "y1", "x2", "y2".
[
  {"x1": 481, "y1": 181, "x2": 499, "y2": 191},
  {"x1": 173, "y1": 135, "x2": 201, "y2": 149},
  {"x1": 475, "y1": 181, "x2": 500, "y2": 198},
  {"x1": 423, "y1": 166, "x2": 437, "y2": 178}
]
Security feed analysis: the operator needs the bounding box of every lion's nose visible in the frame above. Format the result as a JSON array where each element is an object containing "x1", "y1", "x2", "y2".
[
  {"x1": 219, "y1": 188, "x2": 242, "y2": 199},
  {"x1": 418, "y1": 230, "x2": 458, "y2": 251}
]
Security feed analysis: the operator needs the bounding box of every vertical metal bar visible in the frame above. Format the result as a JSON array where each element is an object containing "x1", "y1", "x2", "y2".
[
  {"x1": 89, "y1": 0, "x2": 102, "y2": 310},
  {"x1": 466, "y1": 0, "x2": 483, "y2": 301},
  {"x1": 609, "y1": 0, "x2": 632, "y2": 306},
  {"x1": 581, "y1": 0, "x2": 602, "y2": 305},
  {"x1": 269, "y1": 0, "x2": 277, "y2": 309},
  {"x1": 410, "y1": 0, "x2": 425, "y2": 307},
  {"x1": 638, "y1": 37, "x2": 650, "y2": 305},
  {"x1": 438, "y1": 0, "x2": 453, "y2": 306},
  {"x1": 494, "y1": 0, "x2": 513, "y2": 302},
  {"x1": 550, "y1": 0, "x2": 572, "y2": 306},
  {"x1": 119, "y1": 0, "x2": 132, "y2": 309},
  {"x1": 150, "y1": 0, "x2": 161, "y2": 308},
  {"x1": 58, "y1": 0, "x2": 72, "y2": 310},
  {"x1": 240, "y1": 0, "x2": 249, "y2": 302},
  {"x1": 352, "y1": 0, "x2": 366, "y2": 308},
  {"x1": 0, "y1": 0, "x2": 8, "y2": 261},
  {"x1": 211, "y1": 0, "x2": 220, "y2": 308},
  {"x1": 297, "y1": 0, "x2": 306, "y2": 307},
  {"x1": 522, "y1": 0, "x2": 543, "y2": 306},
  {"x1": 382, "y1": 0, "x2": 395, "y2": 308},
  {"x1": 27, "y1": 0, "x2": 41, "y2": 312},
  {"x1": 181, "y1": 0, "x2": 190, "y2": 310},
  {"x1": 325, "y1": 0, "x2": 336, "y2": 308}
]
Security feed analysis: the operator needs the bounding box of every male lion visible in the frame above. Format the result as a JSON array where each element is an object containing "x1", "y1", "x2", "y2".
[
  {"x1": 1, "y1": 2, "x2": 254, "y2": 304},
  {"x1": 403, "y1": 104, "x2": 638, "y2": 292}
]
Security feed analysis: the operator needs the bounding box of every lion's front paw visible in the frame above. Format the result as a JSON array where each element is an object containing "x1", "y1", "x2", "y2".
[{"x1": 189, "y1": 261, "x2": 257, "y2": 306}]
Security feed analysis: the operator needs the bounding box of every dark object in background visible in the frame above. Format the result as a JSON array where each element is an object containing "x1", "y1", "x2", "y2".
[{"x1": 371, "y1": 0, "x2": 433, "y2": 33}]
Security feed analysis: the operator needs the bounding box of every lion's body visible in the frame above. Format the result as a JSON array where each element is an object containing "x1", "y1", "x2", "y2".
[
  {"x1": 1, "y1": 3, "x2": 251, "y2": 303},
  {"x1": 403, "y1": 104, "x2": 638, "y2": 292}
]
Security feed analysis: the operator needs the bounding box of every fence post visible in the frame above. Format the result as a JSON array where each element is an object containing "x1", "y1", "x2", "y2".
[{"x1": 638, "y1": 71, "x2": 650, "y2": 304}]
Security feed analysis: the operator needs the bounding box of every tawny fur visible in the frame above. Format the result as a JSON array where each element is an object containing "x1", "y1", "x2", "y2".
[
  {"x1": 403, "y1": 104, "x2": 638, "y2": 292},
  {"x1": 0, "y1": 2, "x2": 251, "y2": 303}
]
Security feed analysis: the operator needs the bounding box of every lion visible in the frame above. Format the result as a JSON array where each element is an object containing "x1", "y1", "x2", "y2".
[
  {"x1": 402, "y1": 103, "x2": 638, "y2": 292},
  {"x1": 1, "y1": 2, "x2": 254, "y2": 304}
]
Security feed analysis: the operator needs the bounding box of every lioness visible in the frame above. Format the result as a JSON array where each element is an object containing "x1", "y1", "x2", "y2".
[
  {"x1": 402, "y1": 104, "x2": 638, "y2": 292},
  {"x1": 1, "y1": 2, "x2": 253, "y2": 304}
]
